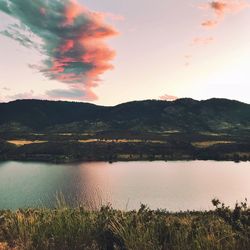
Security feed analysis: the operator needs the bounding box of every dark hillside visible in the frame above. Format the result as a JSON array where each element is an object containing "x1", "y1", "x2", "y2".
[{"x1": 0, "y1": 98, "x2": 249, "y2": 132}]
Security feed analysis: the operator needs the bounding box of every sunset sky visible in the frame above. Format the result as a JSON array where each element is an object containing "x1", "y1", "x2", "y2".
[{"x1": 0, "y1": 0, "x2": 250, "y2": 105}]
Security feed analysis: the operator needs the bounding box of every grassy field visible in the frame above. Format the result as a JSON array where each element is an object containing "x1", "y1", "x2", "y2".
[{"x1": 0, "y1": 199, "x2": 249, "y2": 250}]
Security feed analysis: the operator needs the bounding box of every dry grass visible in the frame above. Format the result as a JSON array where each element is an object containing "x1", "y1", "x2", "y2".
[
  {"x1": 0, "y1": 198, "x2": 249, "y2": 250},
  {"x1": 7, "y1": 140, "x2": 48, "y2": 146},
  {"x1": 0, "y1": 243, "x2": 8, "y2": 250},
  {"x1": 78, "y1": 139, "x2": 99, "y2": 143},
  {"x1": 192, "y1": 141, "x2": 235, "y2": 148}
]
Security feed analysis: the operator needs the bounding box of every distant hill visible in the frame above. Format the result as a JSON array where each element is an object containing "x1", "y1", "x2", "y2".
[{"x1": 0, "y1": 98, "x2": 250, "y2": 132}]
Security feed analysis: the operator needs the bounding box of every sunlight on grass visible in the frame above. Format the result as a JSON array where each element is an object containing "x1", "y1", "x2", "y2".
[
  {"x1": 192, "y1": 141, "x2": 235, "y2": 148},
  {"x1": 7, "y1": 140, "x2": 48, "y2": 146}
]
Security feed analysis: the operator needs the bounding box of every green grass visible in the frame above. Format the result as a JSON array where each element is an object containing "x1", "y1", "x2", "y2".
[{"x1": 0, "y1": 200, "x2": 249, "y2": 250}]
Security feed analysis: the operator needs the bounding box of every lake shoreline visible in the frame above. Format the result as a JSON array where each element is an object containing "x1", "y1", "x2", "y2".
[{"x1": 0, "y1": 154, "x2": 248, "y2": 164}]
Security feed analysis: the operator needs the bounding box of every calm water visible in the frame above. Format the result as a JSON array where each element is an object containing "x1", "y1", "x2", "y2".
[{"x1": 0, "y1": 161, "x2": 249, "y2": 211}]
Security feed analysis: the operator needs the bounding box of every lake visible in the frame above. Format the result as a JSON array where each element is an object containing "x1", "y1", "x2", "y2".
[{"x1": 0, "y1": 161, "x2": 249, "y2": 211}]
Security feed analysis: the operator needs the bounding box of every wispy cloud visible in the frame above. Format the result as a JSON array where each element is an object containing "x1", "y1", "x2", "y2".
[
  {"x1": 6, "y1": 90, "x2": 44, "y2": 100},
  {"x1": 187, "y1": 1, "x2": 247, "y2": 64},
  {"x1": 2, "y1": 87, "x2": 10, "y2": 91},
  {"x1": 0, "y1": 0, "x2": 119, "y2": 101},
  {"x1": 184, "y1": 54, "x2": 192, "y2": 67},
  {"x1": 200, "y1": 0, "x2": 250, "y2": 28},
  {"x1": 0, "y1": 29, "x2": 39, "y2": 49},
  {"x1": 210, "y1": 0, "x2": 249, "y2": 16},
  {"x1": 192, "y1": 37, "x2": 214, "y2": 45},
  {"x1": 46, "y1": 88, "x2": 89, "y2": 100},
  {"x1": 201, "y1": 19, "x2": 218, "y2": 28}
]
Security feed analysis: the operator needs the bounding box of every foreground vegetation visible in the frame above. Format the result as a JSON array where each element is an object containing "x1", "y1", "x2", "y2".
[{"x1": 0, "y1": 200, "x2": 249, "y2": 250}]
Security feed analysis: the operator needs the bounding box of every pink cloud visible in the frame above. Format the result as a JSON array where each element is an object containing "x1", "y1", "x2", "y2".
[
  {"x1": 200, "y1": 0, "x2": 250, "y2": 28},
  {"x1": 48, "y1": 0, "x2": 118, "y2": 100},
  {"x1": 160, "y1": 94, "x2": 178, "y2": 101},
  {"x1": 0, "y1": 0, "x2": 119, "y2": 101}
]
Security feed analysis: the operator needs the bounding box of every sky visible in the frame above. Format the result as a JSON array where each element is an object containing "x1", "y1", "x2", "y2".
[{"x1": 0, "y1": 0, "x2": 250, "y2": 105}]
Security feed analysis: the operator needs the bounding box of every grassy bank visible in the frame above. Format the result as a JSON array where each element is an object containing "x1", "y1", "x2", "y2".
[{"x1": 0, "y1": 200, "x2": 249, "y2": 250}]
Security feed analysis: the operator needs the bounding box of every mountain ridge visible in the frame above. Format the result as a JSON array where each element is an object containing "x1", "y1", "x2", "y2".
[
  {"x1": 1, "y1": 97, "x2": 249, "y2": 106},
  {"x1": 0, "y1": 98, "x2": 249, "y2": 132}
]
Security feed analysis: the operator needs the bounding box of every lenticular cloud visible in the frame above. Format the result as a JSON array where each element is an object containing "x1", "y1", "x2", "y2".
[{"x1": 0, "y1": 0, "x2": 118, "y2": 100}]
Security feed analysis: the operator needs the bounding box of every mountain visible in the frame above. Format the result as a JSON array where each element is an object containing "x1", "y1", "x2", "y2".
[{"x1": 0, "y1": 98, "x2": 249, "y2": 133}]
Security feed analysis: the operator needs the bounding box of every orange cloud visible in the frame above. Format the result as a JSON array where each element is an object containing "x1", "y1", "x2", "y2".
[
  {"x1": 210, "y1": 0, "x2": 249, "y2": 16},
  {"x1": 210, "y1": 1, "x2": 228, "y2": 15}
]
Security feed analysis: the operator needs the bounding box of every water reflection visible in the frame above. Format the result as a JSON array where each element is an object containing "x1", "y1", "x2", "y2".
[{"x1": 0, "y1": 161, "x2": 249, "y2": 211}]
